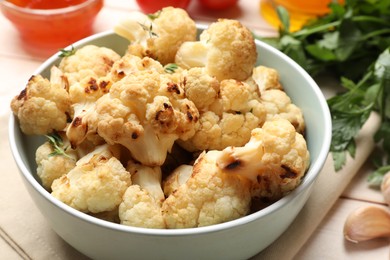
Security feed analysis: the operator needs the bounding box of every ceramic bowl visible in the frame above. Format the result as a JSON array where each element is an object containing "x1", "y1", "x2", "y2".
[{"x1": 9, "y1": 26, "x2": 332, "y2": 259}]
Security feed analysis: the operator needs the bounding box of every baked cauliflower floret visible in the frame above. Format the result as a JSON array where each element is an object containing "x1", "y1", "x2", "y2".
[
  {"x1": 119, "y1": 161, "x2": 165, "y2": 228},
  {"x1": 59, "y1": 45, "x2": 121, "y2": 86},
  {"x1": 250, "y1": 65, "x2": 283, "y2": 93},
  {"x1": 181, "y1": 67, "x2": 220, "y2": 112},
  {"x1": 36, "y1": 133, "x2": 78, "y2": 190},
  {"x1": 162, "y1": 150, "x2": 252, "y2": 228},
  {"x1": 163, "y1": 164, "x2": 193, "y2": 197},
  {"x1": 179, "y1": 79, "x2": 266, "y2": 152},
  {"x1": 114, "y1": 7, "x2": 196, "y2": 65},
  {"x1": 175, "y1": 19, "x2": 257, "y2": 81},
  {"x1": 216, "y1": 118, "x2": 310, "y2": 201},
  {"x1": 260, "y1": 89, "x2": 305, "y2": 134},
  {"x1": 109, "y1": 53, "x2": 164, "y2": 82},
  {"x1": 51, "y1": 144, "x2": 131, "y2": 213},
  {"x1": 88, "y1": 70, "x2": 199, "y2": 166},
  {"x1": 66, "y1": 76, "x2": 113, "y2": 148},
  {"x1": 68, "y1": 76, "x2": 112, "y2": 105},
  {"x1": 11, "y1": 66, "x2": 70, "y2": 135}
]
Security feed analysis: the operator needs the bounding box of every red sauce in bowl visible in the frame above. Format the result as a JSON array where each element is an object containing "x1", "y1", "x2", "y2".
[
  {"x1": 8, "y1": 0, "x2": 88, "y2": 9},
  {"x1": 1, "y1": 0, "x2": 103, "y2": 57}
]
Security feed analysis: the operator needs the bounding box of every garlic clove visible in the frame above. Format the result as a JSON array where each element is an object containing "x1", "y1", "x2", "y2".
[{"x1": 344, "y1": 205, "x2": 390, "y2": 243}]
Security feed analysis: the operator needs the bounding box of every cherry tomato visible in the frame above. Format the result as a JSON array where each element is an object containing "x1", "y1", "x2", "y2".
[
  {"x1": 136, "y1": 0, "x2": 192, "y2": 13},
  {"x1": 198, "y1": 0, "x2": 238, "y2": 10}
]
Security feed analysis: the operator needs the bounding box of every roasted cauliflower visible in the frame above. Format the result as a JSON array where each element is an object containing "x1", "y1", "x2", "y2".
[
  {"x1": 109, "y1": 53, "x2": 164, "y2": 82},
  {"x1": 162, "y1": 164, "x2": 193, "y2": 197},
  {"x1": 162, "y1": 150, "x2": 252, "y2": 228},
  {"x1": 246, "y1": 65, "x2": 305, "y2": 133},
  {"x1": 216, "y1": 118, "x2": 310, "y2": 201},
  {"x1": 84, "y1": 70, "x2": 199, "y2": 166},
  {"x1": 114, "y1": 7, "x2": 197, "y2": 65},
  {"x1": 250, "y1": 65, "x2": 283, "y2": 93},
  {"x1": 175, "y1": 19, "x2": 257, "y2": 81},
  {"x1": 260, "y1": 89, "x2": 305, "y2": 134},
  {"x1": 35, "y1": 133, "x2": 78, "y2": 190},
  {"x1": 179, "y1": 78, "x2": 266, "y2": 152},
  {"x1": 59, "y1": 45, "x2": 121, "y2": 86},
  {"x1": 119, "y1": 161, "x2": 165, "y2": 228},
  {"x1": 51, "y1": 144, "x2": 131, "y2": 213},
  {"x1": 180, "y1": 68, "x2": 220, "y2": 112},
  {"x1": 11, "y1": 66, "x2": 70, "y2": 135},
  {"x1": 66, "y1": 75, "x2": 113, "y2": 148}
]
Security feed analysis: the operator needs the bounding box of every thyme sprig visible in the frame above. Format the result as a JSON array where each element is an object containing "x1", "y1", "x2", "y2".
[
  {"x1": 45, "y1": 132, "x2": 73, "y2": 159},
  {"x1": 164, "y1": 63, "x2": 179, "y2": 74},
  {"x1": 59, "y1": 46, "x2": 76, "y2": 58},
  {"x1": 138, "y1": 22, "x2": 158, "y2": 38}
]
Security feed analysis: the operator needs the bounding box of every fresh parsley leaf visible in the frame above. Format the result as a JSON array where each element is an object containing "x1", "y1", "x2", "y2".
[
  {"x1": 305, "y1": 43, "x2": 337, "y2": 61},
  {"x1": 276, "y1": 6, "x2": 290, "y2": 32},
  {"x1": 374, "y1": 121, "x2": 390, "y2": 162},
  {"x1": 329, "y1": 109, "x2": 369, "y2": 152},
  {"x1": 367, "y1": 169, "x2": 385, "y2": 187},
  {"x1": 367, "y1": 165, "x2": 390, "y2": 188},
  {"x1": 332, "y1": 150, "x2": 347, "y2": 171},
  {"x1": 374, "y1": 48, "x2": 390, "y2": 80},
  {"x1": 335, "y1": 18, "x2": 362, "y2": 61},
  {"x1": 318, "y1": 31, "x2": 339, "y2": 50},
  {"x1": 279, "y1": 35, "x2": 307, "y2": 68}
]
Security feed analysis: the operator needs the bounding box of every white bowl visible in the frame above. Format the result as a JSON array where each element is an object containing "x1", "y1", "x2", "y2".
[{"x1": 9, "y1": 26, "x2": 332, "y2": 259}]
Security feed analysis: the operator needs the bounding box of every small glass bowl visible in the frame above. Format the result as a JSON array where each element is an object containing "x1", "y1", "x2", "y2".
[{"x1": 1, "y1": 0, "x2": 104, "y2": 57}]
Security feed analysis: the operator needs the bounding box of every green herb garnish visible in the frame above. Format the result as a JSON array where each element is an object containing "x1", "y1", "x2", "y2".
[
  {"x1": 138, "y1": 22, "x2": 158, "y2": 38},
  {"x1": 147, "y1": 10, "x2": 161, "y2": 20},
  {"x1": 59, "y1": 46, "x2": 76, "y2": 58},
  {"x1": 259, "y1": 0, "x2": 390, "y2": 185},
  {"x1": 164, "y1": 63, "x2": 179, "y2": 74},
  {"x1": 45, "y1": 133, "x2": 73, "y2": 159}
]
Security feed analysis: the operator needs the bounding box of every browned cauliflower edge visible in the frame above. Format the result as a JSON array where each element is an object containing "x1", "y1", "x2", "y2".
[{"x1": 11, "y1": 67, "x2": 71, "y2": 135}]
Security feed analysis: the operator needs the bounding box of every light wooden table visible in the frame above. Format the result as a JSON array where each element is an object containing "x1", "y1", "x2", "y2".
[{"x1": 0, "y1": 0, "x2": 389, "y2": 259}]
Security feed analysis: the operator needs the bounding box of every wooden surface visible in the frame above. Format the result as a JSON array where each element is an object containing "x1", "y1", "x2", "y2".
[{"x1": 1, "y1": 0, "x2": 389, "y2": 259}]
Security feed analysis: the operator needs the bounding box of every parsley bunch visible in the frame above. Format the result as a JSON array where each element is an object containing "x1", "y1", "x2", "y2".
[{"x1": 259, "y1": 0, "x2": 390, "y2": 185}]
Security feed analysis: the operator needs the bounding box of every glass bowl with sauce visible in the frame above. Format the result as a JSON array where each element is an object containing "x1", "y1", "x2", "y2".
[{"x1": 0, "y1": 0, "x2": 103, "y2": 57}]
